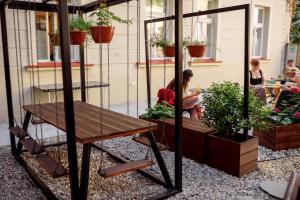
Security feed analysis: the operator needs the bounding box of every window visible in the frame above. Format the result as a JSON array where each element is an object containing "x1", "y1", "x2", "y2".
[
  {"x1": 35, "y1": 12, "x2": 79, "y2": 62},
  {"x1": 252, "y1": 6, "x2": 270, "y2": 58},
  {"x1": 146, "y1": 0, "x2": 167, "y2": 59}
]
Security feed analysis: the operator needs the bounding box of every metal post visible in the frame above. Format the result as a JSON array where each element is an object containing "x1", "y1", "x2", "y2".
[
  {"x1": 243, "y1": 4, "x2": 250, "y2": 139},
  {"x1": 0, "y1": 4, "x2": 16, "y2": 154},
  {"x1": 79, "y1": 11, "x2": 86, "y2": 103},
  {"x1": 174, "y1": 0, "x2": 183, "y2": 191},
  {"x1": 57, "y1": 1, "x2": 80, "y2": 199},
  {"x1": 144, "y1": 21, "x2": 151, "y2": 108},
  {"x1": 80, "y1": 144, "x2": 91, "y2": 200}
]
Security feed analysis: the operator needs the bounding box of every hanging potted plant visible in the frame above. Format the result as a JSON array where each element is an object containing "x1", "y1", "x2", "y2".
[
  {"x1": 150, "y1": 33, "x2": 175, "y2": 57},
  {"x1": 186, "y1": 38, "x2": 206, "y2": 57},
  {"x1": 69, "y1": 16, "x2": 91, "y2": 45},
  {"x1": 202, "y1": 81, "x2": 270, "y2": 177},
  {"x1": 89, "y1": 3, "x2": 132, "y2": 43},
  {"x1": 49, "y1": 30, "x2": 60, "y2": 46},
  {"x1": 253, "y1": 87, "x2": 300, "y2": 150}
]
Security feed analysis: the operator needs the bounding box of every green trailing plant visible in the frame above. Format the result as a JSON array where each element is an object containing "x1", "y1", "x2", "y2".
[
  {"x1": 202, "y1": 81, "x2": 271, "y2": 139},
  {"x1": 144, "y1": 101, "x2": 175, "y2": 120},
  {"x1": 69, "y1": 16, "x2": 91, "y2": 31},
  {"x1": 266, "y1": 87, "x2": 300, "y2": 125},
  {"x1": 90, "y1": 3, "x2": 132, "y2": 26},
  {"x1": 150, "y1": 33, "x2": 173, "y2": 47},
  {"x1": 184, "y1": 37, "x2": 206, "y2": 46},
  {"x1": 290, "y1": 1, "x2": 300, "y2": 43}
]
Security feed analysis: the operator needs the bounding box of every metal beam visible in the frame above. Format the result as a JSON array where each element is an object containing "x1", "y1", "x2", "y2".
[
  {"x1": 81, "y1": 0, "x2": 133, "y2": 13},
  {"x1": 7, "y1": 1, "x2": 80, "y2": 13},
  {"x1": 0, "y1": 4, "x2": 16, "y2": 154},
  {"x1": 144, "y1": 4, "x2": 249, "y2": 24},
  {"x1": 174, "y1": 0, "x2": 183, "y2": 191},
  {"x1": 57, "y1": 0, "x2": 79, "y2": 199}
]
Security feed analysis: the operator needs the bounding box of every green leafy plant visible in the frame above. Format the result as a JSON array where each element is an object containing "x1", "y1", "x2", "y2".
[
  {"x1": 69, "y1": 16, "x2": 91, "y2": 31},
  {"x1": 202, "y1": 81, "x2": 271, "y2": 139},
  {"x1": 150, "y1": 33, "x2": 173, "y2": 47},
  {"x1": 184, "y1": 37, "x2": 206, "y2": 46},
  {"x1": 290, "y1": 1, "x2": 300, "y2": 43},
  {"x1": 90, "y1": 3, "x2": 132, "y2": 26},
  {"x1": 144, "y1": 101, "x2": 175, "y2": 120},
  {"x1": 266, "y1": 87, "x2": 300, "y2": 125}
]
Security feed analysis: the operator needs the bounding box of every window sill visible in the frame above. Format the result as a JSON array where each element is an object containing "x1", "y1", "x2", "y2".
[
  {"x1": 25, "y1": 62, "x2": 95, "y2": 71},
  {"x1": 189, "y1": 59, "x2": 222, "y2": 67},
  {"x1": 137, "y1": 59, "x2": 174, "y2": 68}
]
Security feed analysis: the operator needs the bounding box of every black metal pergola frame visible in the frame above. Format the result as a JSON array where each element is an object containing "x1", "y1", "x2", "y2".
[{"x1": 0, "y1": 0, "x2": 250, "y2": 199}]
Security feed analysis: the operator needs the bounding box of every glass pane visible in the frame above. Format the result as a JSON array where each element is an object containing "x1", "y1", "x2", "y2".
[
  {"x1": 35, "y1": 12, "x2": 49, "y2": 60},
  {"x1": 253, "y1": 28, "x2": 263, "y2": 56},
  {"x1": 204, "y1": 23, "x2": 212, "y2": 57},
  {"x1": 146, "y1": 0, "x2": 164, "y2": 13},
  {"x1": 254, "y1": 7, "x2": 264, "y2": 24}
]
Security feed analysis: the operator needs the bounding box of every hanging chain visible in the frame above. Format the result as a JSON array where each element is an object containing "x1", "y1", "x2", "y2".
[
  {"x1": 12, "y1": 5, "x2": 23, "y2": 124},
  {"x1": 107, "y1": 44, "x2": 111, "y2": 109},
  {"x1": 126, "y1": 1, "x2": 130, "y2": 115},
  {"x1": 136, "y1": 0, "x2": 140, "y2": 117}
]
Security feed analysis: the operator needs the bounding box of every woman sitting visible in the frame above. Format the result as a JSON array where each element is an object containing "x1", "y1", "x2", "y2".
[
  {"x1": 249, "y1": 59, "x2": 267, "y2": 104},
  {"x1": 166, "y1": 69, "x2": 203, "y2": 120}
]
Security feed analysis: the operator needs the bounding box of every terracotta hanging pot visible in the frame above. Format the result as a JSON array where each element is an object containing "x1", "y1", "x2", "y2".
[
  {"x1": 90, "y1": 26, "x2": 115, "y2": 43},
  {"x1": 187, "y1": 45, "x2": 206, "y2": 57},
  {"x1": 163, "y1": 46, "x2": 175, "y2": 57},
  {"x1": 70, "y1": 31, "x2": 87, "y2": 45},
  {"x1": 49, "y1": 33, "x2": 60, "y2": 46}
]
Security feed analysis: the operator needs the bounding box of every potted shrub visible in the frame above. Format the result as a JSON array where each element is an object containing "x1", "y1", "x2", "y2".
[
  {"x1": 89, "y1": 3, "x2": 132, "y2": 43},
  {"x1": 49, "y1": 30, "x2": 60, "y2": 46},
  {"x1": 185, "y1": 37, "x2": 206, "y2": 57},
  {"x1": 69, "y1": 16, "x2": 91, "y2": 45},
  {"x1": 150, "y1": 33, "x2": 175, "y2": 57},
  {"x1": 202, "y1": 81, "x2": 270, "y2": 177},
  {"x1": 253, "y1": 87, "x2": 300, "y2": 150}
]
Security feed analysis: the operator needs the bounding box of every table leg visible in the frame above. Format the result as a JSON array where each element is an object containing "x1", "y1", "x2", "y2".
[
  {"x1": 16, "y1": 112, "x2": 32, "y2": 154},
  {"x1": 80, "y1": 143, "x2": 91, "y2": 200}
]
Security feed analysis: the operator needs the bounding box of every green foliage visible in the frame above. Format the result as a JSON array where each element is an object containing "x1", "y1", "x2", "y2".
[
  {"x1": 69, "y1": 16, "x2": 91, "y2": 31},
  {"x1": 144, "y1": 101, "x2": 175, "y2": 120},
  {"x1": 90, "y1": 3, "x2": 132, "y2": 26},
  {"x1": 150, "y1": 33, "x2": 173, "y2": 47},
  {"x1": 202, "y1": 81, "x2": 271, "y2": 138},
  {"x1": 183, "y1": 37, "x2": 206, "y2": 46},
  {"x1": 146, "y1": 0, "x2": 164, "y2": 7},
  {"x1": 266, "y1": 89, "x2": 300, "y2": 125},
  {"x1": 290, "y1": 1, "x2": 300, "y2": 43}
]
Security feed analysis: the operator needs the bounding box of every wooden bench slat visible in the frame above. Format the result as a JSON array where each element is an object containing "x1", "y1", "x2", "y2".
[
  {"x1": 99, "y1": 159, "x2": 154, "y2": 178},
  {"x1": 132, "y1": 136, "x2": 168, "y2": 151},
  {"x1": 36, "y1": 154, "x2": 68, "y2": 178},
  {"x1": 9, "y1": 127, "x2": 28, "y2": 138},
  {"x1": 31, "y1": 119, "x2": 46, "y2": 125},
  {"x1": 20, "y1": 138, "x2": 43, "y2": 155}
]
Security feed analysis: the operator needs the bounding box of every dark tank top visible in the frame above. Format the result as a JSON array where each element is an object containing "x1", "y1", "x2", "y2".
[{"x1": 249, "y1": 70, "x2": 263, "y2": 85}]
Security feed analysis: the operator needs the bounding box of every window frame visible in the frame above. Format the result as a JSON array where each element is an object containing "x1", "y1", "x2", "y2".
[{"x1": 252, "y1": 6, "x2": 265, "y2": 58}]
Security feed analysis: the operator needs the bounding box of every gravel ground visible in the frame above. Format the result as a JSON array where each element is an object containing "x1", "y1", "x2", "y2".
[{"x1": 0, "y1": 137, "x2": 300, "y2": 200}]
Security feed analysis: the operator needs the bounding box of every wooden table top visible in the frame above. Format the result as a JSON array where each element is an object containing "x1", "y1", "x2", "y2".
[
  {"x1": 33, "y1": 81, "x2": 109, "y2": 92},
  {"x1": 23, "y1": 101, "x2": 158, "y2": 144}
]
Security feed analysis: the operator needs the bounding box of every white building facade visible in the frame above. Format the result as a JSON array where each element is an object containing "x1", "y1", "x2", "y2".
[{"x1": 0, "y1": 0, "x2": 293, "y2": 120}]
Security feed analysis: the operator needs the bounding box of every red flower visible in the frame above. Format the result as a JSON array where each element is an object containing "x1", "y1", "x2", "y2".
[
  {"x1": 293, "y1": 112, "x2": 300, "y2": 119},
  {"x1": 273, "y1": 108, "x2": 280, "y2": 113},
  {"x1": 157, "y1": 88, "x2": 175, "y2": 105},
  {"x1": 290, "y1": 87, "x2": 300, "y2": 94}
]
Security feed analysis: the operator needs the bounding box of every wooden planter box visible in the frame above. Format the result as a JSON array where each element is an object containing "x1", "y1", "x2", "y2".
[
  {"x1": 207, "y1": 134, "x2": 258, "y2": 177},
  {"x1": 143, "y1": 117, "x2": 215, "y2": 163},
  {"x1": 253, "y1": 123, "x2": 300, "y2": 151}
]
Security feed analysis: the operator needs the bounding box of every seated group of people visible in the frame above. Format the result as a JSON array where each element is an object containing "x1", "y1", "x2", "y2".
[
  {"x1": 157, "y1": 59, "x2": 300, "y2": 120},
  {"x1": 250, "y1": 58, "x2": 300, "y2": 104}
]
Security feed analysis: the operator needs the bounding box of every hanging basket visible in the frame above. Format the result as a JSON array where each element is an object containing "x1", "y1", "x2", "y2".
[
  {"x1": 70, "y1": 31, "x2": 87, "y2": 45},
  {"x1": 49, "y1": 33, "x2": 60, "y2": 46},
  {"x1": 163, "y1": 46, "x2": 175, "y2": 57},
  {"x1": 90, "y1": 26, "x2": 115, "y2": 43},
  {"x1": 187, "y1": 45, "x2": 206, "y2": 57}
]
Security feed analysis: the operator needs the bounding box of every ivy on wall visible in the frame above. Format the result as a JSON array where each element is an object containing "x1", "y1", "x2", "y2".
[{"x1": 290, "y1": 0, "x2": 300, "y2": 43}]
